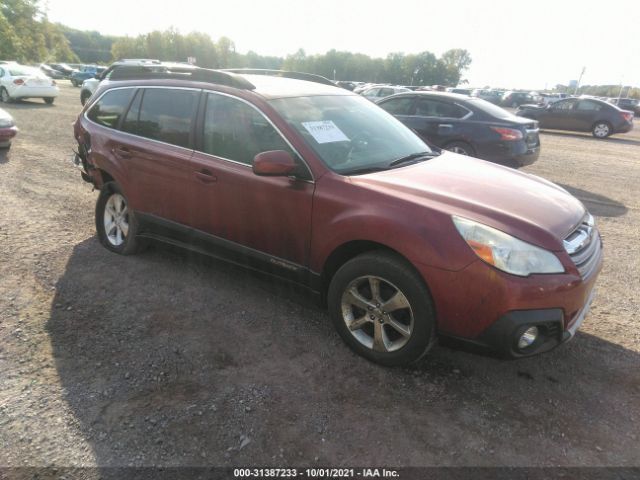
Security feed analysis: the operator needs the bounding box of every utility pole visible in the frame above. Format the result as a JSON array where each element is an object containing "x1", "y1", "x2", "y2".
[
  {"x1": 617, "y1": 74, "x2": 625, "y2": 101},
  {"x1": 574, "y1": 67, "x2": 585, "y2": 95}
]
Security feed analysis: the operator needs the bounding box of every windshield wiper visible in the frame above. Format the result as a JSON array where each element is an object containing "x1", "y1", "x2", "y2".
[
  {"x1": 388, "y1": 151, "x2": 439, "y2": 168},
  {"x1": 342, "y1": 166, "x2": 390, "y2": 176}
]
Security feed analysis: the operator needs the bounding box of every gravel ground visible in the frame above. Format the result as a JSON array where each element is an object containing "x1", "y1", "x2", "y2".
[{"x1": 0, "y1": 83, "x2": 639, "y2": 471}]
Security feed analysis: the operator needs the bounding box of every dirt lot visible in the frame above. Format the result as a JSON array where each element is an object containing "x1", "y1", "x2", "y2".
[{"x1": 0, "y1": 83, "x2": 639, "y2": 472}]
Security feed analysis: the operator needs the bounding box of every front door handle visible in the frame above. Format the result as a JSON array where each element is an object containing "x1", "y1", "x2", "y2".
[{"x1": 194, "y1": 169, "x2": 217, "y2": 183}]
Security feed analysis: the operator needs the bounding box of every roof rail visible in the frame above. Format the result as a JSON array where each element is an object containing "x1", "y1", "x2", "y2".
[
  {"x1": 107, "y1": 66, "x2": 256, "y2": 90},
  {"x1": 222, "y1": 69, "x2": 336, "y2": 86}
]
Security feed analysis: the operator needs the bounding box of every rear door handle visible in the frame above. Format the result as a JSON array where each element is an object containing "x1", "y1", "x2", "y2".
[
  {"x1": 194, "y1": 169, "x2": 217, "y2": 183},
  {"x1": 112, "y1": 146, "x2": 131, "y2": 159}
]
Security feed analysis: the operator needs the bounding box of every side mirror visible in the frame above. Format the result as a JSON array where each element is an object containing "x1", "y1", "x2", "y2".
[{"x1": 253, "y1": 150, "x2": 297, "y2": 177}]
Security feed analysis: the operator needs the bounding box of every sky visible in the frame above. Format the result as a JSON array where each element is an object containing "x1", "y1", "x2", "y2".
[{"x1": 43, "y1": 0, "x2": 640, "y2": 89}]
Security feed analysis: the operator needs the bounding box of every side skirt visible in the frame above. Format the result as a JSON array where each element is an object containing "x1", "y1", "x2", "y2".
[{"x1": 136, "y1": 213, "x2": 323, "y2": 303}]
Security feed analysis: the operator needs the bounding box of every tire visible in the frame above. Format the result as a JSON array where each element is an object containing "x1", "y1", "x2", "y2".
[
  {"x1": 327, "y1": 251, "x2": 436, "y2": 366},
  {"x1": 592, "y1": 121, "x2": 611, "y2": 138},
  {"x1": 444, "y1": 141, "x2": 475, "y2": 157},
  {"x1": 1, "y1": 88, "x2": 12, "y2": 103},
  {"x1": 80, "y1": 90, "x2": 91, "y2": 106},
  {"x1": 511, "y1": 101, "x2": 518, "y2": 108},
  {"x1": 44, "y1": 97, "x2": 54, "y2": 105},
  {"x1": 95, "y1": 182, "x2": 144, "y2": 255},
  {"x1": 71, "y1": 79, "x2": 77, "y2": 87}
]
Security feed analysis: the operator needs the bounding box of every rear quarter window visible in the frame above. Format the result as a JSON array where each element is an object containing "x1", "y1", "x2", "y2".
[{"x1": 87, "y1": 88, "x2": 135, "y2": 129}]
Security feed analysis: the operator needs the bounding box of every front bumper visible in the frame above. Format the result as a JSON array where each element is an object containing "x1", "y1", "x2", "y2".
[
  {"x1": 417, "y1": 246, "x2": 602, "y2": 357},
  {"x1": 474, "y1": 289, "x2": 595, "y2": 358}
]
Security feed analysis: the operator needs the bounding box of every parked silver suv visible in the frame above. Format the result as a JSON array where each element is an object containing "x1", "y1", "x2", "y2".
[{"x1": 80, "y1": 59, "x2": 198, "y2": 105}]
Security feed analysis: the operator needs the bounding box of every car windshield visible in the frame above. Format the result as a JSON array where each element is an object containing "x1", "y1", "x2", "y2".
[
  {"x1": 9, "y1": 66, "x2": 47, "y2": 78},
  {"x1": 467, "y1": 97, "x2": 519, "y2": 119},
  {"x1": 269, "y1": 95, "x2": 431, "y2": 175}
]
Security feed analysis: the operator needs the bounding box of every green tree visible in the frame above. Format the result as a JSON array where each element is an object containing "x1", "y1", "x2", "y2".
[{"x1": 437, "y1": 48, "x2": 472, "y2": 86}]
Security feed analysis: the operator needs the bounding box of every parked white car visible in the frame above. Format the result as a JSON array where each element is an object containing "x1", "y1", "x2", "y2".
[
  {"x1": 0, "y1": 64, "x2": 59, "y2": 104},
  {"x1": 0, "y1": 107, "x2": 18, "y2": 148}
]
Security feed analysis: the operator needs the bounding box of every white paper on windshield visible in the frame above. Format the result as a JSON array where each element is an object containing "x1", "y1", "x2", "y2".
[{"x1": 302, "y1": 121, "x2": 349, "y2": 144}]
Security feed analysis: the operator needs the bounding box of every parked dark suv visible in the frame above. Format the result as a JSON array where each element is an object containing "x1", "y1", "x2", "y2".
[
  {"x1": 72, "y1": 68, "x2": 602, "y2": 366},
  {"x1": 501, "y1": 91, "x2": 536, "y2": 108}
]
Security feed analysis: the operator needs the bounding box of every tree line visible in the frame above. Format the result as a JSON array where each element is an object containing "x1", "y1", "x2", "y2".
[
  {"x1": 555, "y1": 84, "x2": 640, "y2": 100},
  {"x1": 106, "y1": 30, "x2": 473, "y2": 87},
  {"x1": 1, "y1": 1, "x2": 473, "y2": 86}
]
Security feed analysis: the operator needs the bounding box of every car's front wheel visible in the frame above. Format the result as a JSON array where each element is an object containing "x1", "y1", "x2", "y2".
[
  {"x1": 328, "y1": 251, "x2": 436, "y2": 366},
  {"x1": 95, "y1": 182, "x2": 144, "y2": 255},
  {"x1": 592, "y1": 121, "x2": 611, "y2": 138}
]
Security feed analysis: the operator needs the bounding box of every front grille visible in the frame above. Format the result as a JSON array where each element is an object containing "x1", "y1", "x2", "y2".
[{"x1": 564, "y1": 214, "x2": 602, "y2": 278}]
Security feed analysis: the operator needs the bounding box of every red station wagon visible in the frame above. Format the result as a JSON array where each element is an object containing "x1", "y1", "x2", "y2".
[{"x1": 72, "y1": 68, "x2": 603, "y2": 366}]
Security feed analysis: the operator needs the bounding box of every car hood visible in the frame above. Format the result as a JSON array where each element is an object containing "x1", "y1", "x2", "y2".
[{"x1": 351, "y1": 153, "x2": 586, "y2": 250}]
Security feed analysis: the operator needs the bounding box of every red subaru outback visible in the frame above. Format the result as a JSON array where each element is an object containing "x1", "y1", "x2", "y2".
[{"x1": 72, "y1": 68, "x2": 602, "y2": 366}]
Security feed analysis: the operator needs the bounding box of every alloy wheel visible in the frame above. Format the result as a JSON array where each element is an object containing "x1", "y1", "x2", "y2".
[
  {"x1": 340, "y1": 275, "x2": 414, "y2": 353},
  {"x1": 593, "y1": 123, "x2": 610, "y2": 138},
  {"x1": 449, "y1": 146, "x2": 469, "y2": 155},
  {"x1": 103, "y1": 193, "x2": 129, "y2": 246}
]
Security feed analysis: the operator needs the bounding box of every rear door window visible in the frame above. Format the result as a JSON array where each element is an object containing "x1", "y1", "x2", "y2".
[
  {"x1": 123, "y1": 88, "x2": 199, "y2": 148},
  {"x1": 87, "y1": 88, "x2": 135, "y2": 129},
  {"x1": 415, "y1": 98, "x2": 468, "y2": 118},
  {"x1": 552, "y1": 99, "x2": 578, "y2": 110},
  {"x1": 379, "y1": 97, "x2": 414, "y2": 115},
  {"x1": 576, "y1": 100, "x2": 603, "y2": 112}
]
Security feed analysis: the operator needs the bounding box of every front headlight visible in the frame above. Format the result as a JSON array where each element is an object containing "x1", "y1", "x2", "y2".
[{"x1": 452, "y1": 216, "x2": 564, "y2": 277}]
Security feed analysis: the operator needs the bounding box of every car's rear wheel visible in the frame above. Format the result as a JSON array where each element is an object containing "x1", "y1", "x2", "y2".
[
  {"x1": 1, "y1": 88, "x2": 12, "y2": 103},
  {"x1": 328, "y1": 251, "x2": 436, "y2": 366},
  {"x1": 44, "y1": 97, "x2": 54, "y2": 105},
  {"x1": 592, "y1": 121, "x2": 611, "y2": 138},
  {"x1": 71, "y1": 79, "x2": 77, "y2": 87},
  {"x1": 96, "y1": 182, "x2": 144, "y2": 255},
  {"x1": 445, "y1": 141, "x2": 475, "y2": 157}
]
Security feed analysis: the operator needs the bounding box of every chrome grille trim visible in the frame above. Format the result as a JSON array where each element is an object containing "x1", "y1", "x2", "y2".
[
  {"x1": 564, "y1": 213, "x2": 601, "y2": 278},
  {"x1": 564, "y1": 213, "x2": 594, "y2": 254}
]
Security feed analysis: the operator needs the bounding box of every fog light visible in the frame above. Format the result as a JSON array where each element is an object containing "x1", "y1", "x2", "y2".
[{"x1": 517, "y1": 326, "x2": 539, "y2": 349}]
